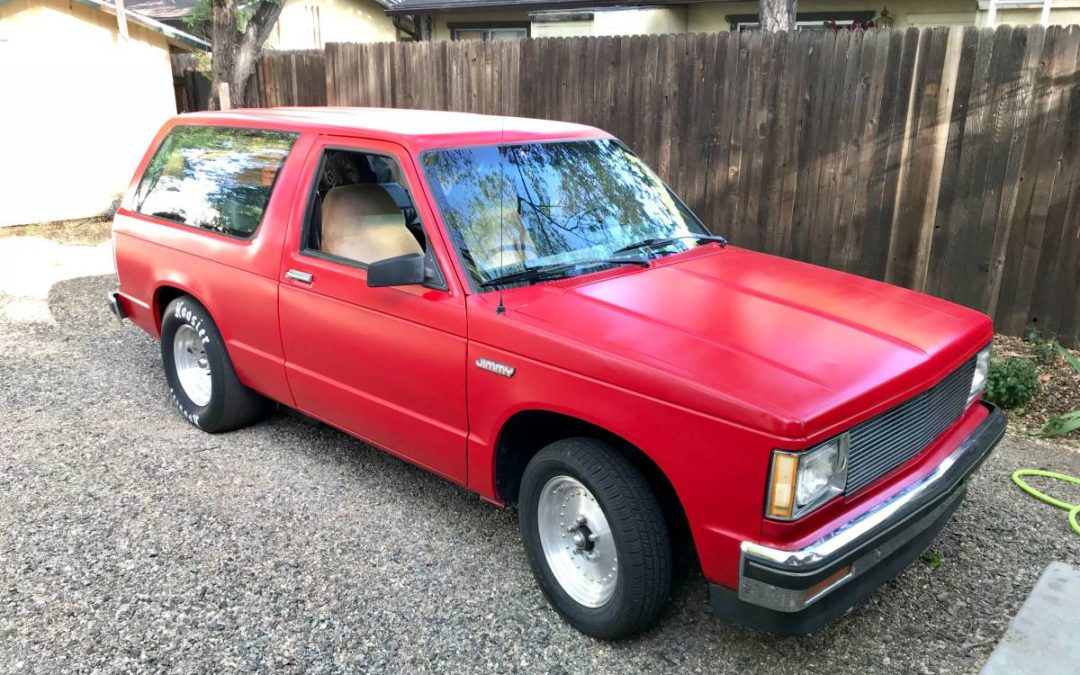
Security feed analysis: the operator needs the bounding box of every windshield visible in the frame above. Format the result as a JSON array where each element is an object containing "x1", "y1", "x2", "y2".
[{"x1": 421, "y1": 139, "x2": 712, "y2": 289}]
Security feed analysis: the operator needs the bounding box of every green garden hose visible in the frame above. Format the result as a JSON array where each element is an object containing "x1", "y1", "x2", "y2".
[{"x1": 1012, "y1": 469, "x2": 1080, "y2": 536}]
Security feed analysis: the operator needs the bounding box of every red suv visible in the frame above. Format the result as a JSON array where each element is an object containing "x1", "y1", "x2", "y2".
[{"x1": 110, "y1": 108, "x2": 1005, "y2": 639}]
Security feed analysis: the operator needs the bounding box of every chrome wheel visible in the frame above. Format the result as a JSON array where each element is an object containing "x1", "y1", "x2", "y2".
[
  {"x1": 537, "y1": 475, "x2": 618, "y2": 608},
  {"x1": 172, "y1": 324, "x2": 212, "y2": 407}
]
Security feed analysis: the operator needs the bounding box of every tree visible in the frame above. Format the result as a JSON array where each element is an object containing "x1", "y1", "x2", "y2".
[
  {"x1": 186, "y1": 0, "x2": 284, "y2": 109},
  {"x1": 759, "y1": 0, "x2": 797, "y2": 32}
]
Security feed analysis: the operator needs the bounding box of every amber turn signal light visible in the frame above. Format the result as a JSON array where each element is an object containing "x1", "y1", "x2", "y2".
[{"x1": 767, "y1": 452, "x2": 799, "y2": 519}]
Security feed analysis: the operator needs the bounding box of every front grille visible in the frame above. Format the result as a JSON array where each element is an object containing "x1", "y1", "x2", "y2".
[{"x1": 844, "y1": 357, "x2": 976, "y2": 495}]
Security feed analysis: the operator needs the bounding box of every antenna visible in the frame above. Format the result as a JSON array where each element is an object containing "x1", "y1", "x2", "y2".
[{"x1": 496, "y1": 114, "x2": 506, "y2": 315}]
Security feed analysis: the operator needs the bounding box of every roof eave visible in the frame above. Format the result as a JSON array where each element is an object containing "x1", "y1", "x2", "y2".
[
  {"x1": 385, "y1": 0, "x2": 720, "y2": 14},
  {"x1": 74, "y1": 0, "x2": 210, "y2": 50},
  {"x1": 385, "y1": 0, "x2": 685, "y2": 15}
]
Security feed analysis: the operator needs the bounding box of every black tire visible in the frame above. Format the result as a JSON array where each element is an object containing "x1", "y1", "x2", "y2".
[
  {"x1": 519, "y1": 438, "x2": 672, "y2": 639},
  {"x1": 160, "y1": 295, "x2": 268, "y2": 433}
]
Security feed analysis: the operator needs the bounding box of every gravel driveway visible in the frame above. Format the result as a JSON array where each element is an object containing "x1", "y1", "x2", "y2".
[{"x1": 1, "y1": 232, "x2": 1078, "y2": 674}]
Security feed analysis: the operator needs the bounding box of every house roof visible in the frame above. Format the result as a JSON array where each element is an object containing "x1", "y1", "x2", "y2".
[
  {"x1": 384, "y1": 0, "x2": 694, "y2": 15},
  {"x1": 72, "y1": 0, "x2": 209, "y2": 49},
  {"x1": 122, "y1": 0, "x2": 405, "y2": 17},
  {"x1": 122, "y1": 0, "x2": 198, "y2": 20}
]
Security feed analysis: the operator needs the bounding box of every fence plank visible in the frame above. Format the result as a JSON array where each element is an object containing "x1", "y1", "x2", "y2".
[
  {"x1": 886, "y1": 27, "x2": 950, "y2": 288},
  {"x1": 835, "y1": 28, "x2": 887, "y2": 272},
  {"x1": 1028, "y1": 27, "x2": 1080, "y2": 339},
  {"x1": 997, "y1": 26, "x2": 1070, "y2": 336}
]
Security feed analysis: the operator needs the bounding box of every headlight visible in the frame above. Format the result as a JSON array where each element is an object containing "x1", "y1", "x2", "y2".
[
  {"x1": 968, "y1": 344, "x2": 992, "y2": 404},
  {"x1": 767, "y1": 433, "x2": 849, "y2": 520}
]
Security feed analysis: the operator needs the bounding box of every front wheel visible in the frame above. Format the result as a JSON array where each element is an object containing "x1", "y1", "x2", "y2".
[{"x1": 519, "y1": 438, "x2": 672, "y2": 639}]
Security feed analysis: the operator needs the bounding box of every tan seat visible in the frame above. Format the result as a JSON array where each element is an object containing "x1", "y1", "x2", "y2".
[
  {"x1": 320, "y1": 184, "x2": 422, "y2": 264},
  {"x1": 465, "y1": 202, "x2": 538, "y2": 270}
]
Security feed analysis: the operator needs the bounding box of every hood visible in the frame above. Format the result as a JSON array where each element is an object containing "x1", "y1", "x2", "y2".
[{"x1": 509, "y1": 247, "x2": 991, "y2": 439}]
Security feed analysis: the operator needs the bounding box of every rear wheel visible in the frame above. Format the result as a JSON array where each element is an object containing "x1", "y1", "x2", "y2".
[
  {"x1": 519, "y1": 438, "x2": 672, "y2": 639},
  {"x1": 161, "y1": 295, "x2": 268, "y2": 433}
]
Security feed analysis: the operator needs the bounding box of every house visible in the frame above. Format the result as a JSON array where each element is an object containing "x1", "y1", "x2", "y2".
[
  {"x1": 121, "y1": 0, "x2": 194, "y2": 31},
  {"x1": 127, "y1": 0, "x2": 408, "y2": 49},
  {"x1": 268, "y1": 0, "x2": 403, "y2": 47},
  {"x1": 0, "y1": 0, "x2": 208, "y2": 226},
  {"x1": 384, "y1": 0, "x2": 1080, "y2": 37}
]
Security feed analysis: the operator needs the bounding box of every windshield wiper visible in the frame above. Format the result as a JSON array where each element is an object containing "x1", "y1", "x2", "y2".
[
  {"x1": 613, "y1": 234, "x2": 728, "y2": 255},
  {"x1": 480, "y1": 257, "x2": 650, "y2": 289}
]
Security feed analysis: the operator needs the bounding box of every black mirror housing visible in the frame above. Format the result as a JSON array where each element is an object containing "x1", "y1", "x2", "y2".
[{"x1": 367, "y1": 252, "x2": 426, "y2": 287}]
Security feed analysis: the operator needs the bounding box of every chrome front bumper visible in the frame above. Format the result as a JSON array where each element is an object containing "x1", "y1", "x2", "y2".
[{"x1": 710, "y1": 402, "x2": 1007, "y2": 635}]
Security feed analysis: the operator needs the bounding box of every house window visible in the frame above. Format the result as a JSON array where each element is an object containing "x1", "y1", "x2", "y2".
[
  {"x1": 449, "y1": 22, "x2": 529, "y2": 41},
  {"x1": 727, "y1": 12, "x2": 877, "y2": 31}
]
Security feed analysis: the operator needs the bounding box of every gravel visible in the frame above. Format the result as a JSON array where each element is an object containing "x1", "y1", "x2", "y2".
[{"x1": 1, "y1": 235, "x2": 1079, "y2": 673}]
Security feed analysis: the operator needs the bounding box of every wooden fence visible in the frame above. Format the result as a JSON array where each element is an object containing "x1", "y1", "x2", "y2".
[
  {"x1": 259, "y1": 28, "x2": 1080, "y2": 346},
  {"x1": 171, "y1": 53, "x2": 210, "y2": 113},
  {"x1": 255, "y1": 50, "x2": 327, "y2": 107}
]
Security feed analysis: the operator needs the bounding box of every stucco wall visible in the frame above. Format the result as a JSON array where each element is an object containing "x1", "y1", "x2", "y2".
[
  {"x1": 687, "y1": 0, "x2": 978, "y2": 31},
  {"x1": 435, "y1": 0, "x2": 1080, "y2": 43},
  {"x1": 0, "y1": 0, "x2": 177, "y2": 226},
  {"x1": 532, "y1": 8, "x2": 688, "y2": 37},
  {"x1": 532, "y1": 18, "x2": 593, "y2": 37},
  {"x1": 983, "y1": 7, "x2": 1080, "y2": 26},
  {"x1": 593, "y1": 7, "x2": 688, "y2": 35},
  {"x1": 266, "y1": 0, "x2": 397, "y2": 49},
  {"x1": 686, "y1": 0, "x2": 1080, "y2": 30}
]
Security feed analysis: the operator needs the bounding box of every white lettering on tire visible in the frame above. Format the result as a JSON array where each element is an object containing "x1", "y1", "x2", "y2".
[{"x1": 170, "y1": 299, "x2": 207, "y2": 429}]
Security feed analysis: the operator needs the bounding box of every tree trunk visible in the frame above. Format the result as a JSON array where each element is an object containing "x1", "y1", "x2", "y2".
[
  {"x1": 759, "y1": 0, "x2": 798, "y2": 32},
  {"x1": 208, "y1": 0, "x2": 284, "y2": 109}
]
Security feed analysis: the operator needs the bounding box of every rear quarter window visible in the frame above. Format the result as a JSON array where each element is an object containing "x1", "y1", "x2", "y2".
[{"x1": 133, "y1": 125, "x2": 298, "y2": 239}]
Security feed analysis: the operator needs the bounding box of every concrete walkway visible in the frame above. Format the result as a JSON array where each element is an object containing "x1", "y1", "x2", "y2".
[{"x1": 981, "y1": 562, "x2": 1080, "y2": 675}]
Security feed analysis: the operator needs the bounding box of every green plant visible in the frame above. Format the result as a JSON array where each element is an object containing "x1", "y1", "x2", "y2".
[
  {"x1": 1057, "y1": 343, "x2": 1080, "y2": 374},
  {"x1": 1027, "y1": 328, "x2": 1060, "y2": 366},
  {"x1": 921, "y1": 549, "x2": 943, "y2": 569},
  {"x1": 1039, "y1": 411, "x2": 1080, "y2": 438},
  {"x1": 984, "y1": 357, "x2": 1040, "y2": 409}
]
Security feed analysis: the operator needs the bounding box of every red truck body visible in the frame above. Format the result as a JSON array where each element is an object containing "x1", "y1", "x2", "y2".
[{"x1": 111, "y1": 108, "x2": 1005, "y2": 636}]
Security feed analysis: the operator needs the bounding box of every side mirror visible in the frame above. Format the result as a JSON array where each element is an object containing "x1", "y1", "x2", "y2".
[{"x1": 367, "y1": 252, "x2": 426, "y2": 287}]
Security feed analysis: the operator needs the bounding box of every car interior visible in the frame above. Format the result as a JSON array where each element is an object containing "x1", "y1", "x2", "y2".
[{"x1": 305, "y1": 149, "x2": 427, "y2": 266}]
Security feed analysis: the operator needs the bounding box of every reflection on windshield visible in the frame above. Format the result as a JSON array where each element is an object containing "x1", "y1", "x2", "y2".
[{"x1": 422, "y1": 139, "x2": 709, "y2": 287}]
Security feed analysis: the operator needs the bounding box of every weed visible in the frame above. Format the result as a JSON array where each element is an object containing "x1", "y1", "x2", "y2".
[
  {"x1": 921, "y1": 549, "x2": 943, "y2": 569},
  {"x1": 1027, "y1": 328, "x2": 1059, "y2": 366},
  {"x1": 1039, "y1": 410, "x2": 1080, "y2": 438}
]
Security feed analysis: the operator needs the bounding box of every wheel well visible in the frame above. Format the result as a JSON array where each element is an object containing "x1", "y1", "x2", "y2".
[
  {"x1": 495, "y1": 410, "x2": 695, "y2": 562},
  {"x1": 153, "y1": 286, "x2": 188, "y2": 331}
]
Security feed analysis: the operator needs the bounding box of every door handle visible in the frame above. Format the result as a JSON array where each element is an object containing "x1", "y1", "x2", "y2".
[{"x1": 285, "y1": 269, "x2": 313, "y2": 284}]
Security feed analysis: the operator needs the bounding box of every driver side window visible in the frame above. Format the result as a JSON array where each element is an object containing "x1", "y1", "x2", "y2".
[{"x1": 304, "y1": 148, "x2": 431, "y2": 270}]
